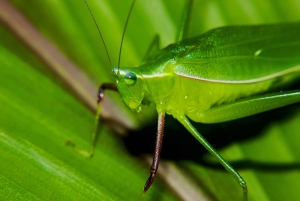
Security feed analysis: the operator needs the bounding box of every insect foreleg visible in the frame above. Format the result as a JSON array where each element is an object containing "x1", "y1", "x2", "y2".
[
  {"x1": 201, "y1": 90, "x2": 300, "y2": 124},
  {"x1": 177, "y1": 115, "x2": 248, "y2": 201},
  {"x1": 97, "y1": 83, "x2": 118, "y2": 103},
  {"x1": 143, "y1": 113, "x2": 165, "y2": 194},
  {"x1": 66, "y1": 83, "x2": 117, "y2": 157}
]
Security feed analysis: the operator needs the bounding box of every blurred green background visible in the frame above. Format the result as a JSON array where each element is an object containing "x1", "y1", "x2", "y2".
[{"x1": 0, "y1": 0, "x2": 300, "y2": 200}]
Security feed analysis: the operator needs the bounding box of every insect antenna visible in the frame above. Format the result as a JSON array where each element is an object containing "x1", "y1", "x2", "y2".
[
  {"x1": 117, "y1": 0, "x2": 137, "y2": 73},
  {"x1": 83, "y1": 0, "x2": 112, "y2": 68}
]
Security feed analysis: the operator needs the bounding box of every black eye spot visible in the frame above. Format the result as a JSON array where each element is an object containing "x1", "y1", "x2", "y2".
[{"x1": 124, "y1": 72, "x2": 137, "y2": 85}]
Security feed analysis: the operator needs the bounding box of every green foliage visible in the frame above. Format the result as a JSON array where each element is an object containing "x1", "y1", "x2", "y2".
[{"x1": 1, "y1": 0, "x2": 300, "y2": 201}]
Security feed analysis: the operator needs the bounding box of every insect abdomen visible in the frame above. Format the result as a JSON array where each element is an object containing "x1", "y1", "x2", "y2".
[{"x1": 165, "y1": 73, "x2": 299, "y2": 123}]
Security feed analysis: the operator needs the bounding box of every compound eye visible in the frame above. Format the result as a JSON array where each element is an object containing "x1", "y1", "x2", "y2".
[{"x1": 124, "y1": 72, "x2": 137, "y2": 85}]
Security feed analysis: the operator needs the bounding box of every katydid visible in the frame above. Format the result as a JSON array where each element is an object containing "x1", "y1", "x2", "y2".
[
  {"x1": 109, "y1": 22, "x2": 300, "y2": 200},
  {"x1": 74, "y1": 0, "x2": 300, "y2": 200}
]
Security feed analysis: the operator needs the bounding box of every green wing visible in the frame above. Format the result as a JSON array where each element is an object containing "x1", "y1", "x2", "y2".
[{"x1": 174, "y1": 23, "x2": 300, "y2": 83}]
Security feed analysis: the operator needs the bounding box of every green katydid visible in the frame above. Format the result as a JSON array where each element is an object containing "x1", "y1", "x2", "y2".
[
  {"x1": 69, "y1": 0, "x2": 300, "y2": 200},
  {"x1": 110, "y1": 22, "x2": 300, "y2": 199}
]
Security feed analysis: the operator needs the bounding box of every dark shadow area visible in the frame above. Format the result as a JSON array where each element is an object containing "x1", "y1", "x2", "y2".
[{"x1": 122, "y1": 95, "x2": 300, "y2": 172}]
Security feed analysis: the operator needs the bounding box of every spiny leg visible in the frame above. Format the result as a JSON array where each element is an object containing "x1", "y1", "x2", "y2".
[
  {"x1": 177, "y1": 115, "x2": 248, "y2": 201},
  {"x1": 176, "y1": 90, "x2": 300, "y2": 200},
  {"x1": 66, "y1": 83, "x2": 118, "y2": 157},
  {"x1": 141, "y1": 113, "x2": 165, "y2": 196},
  {"x1": 176, "y1": 0, "x2": 194, "y2": 42},
  {"x1": 201, "y1": 90, "x2": 300, "y2": 123}
]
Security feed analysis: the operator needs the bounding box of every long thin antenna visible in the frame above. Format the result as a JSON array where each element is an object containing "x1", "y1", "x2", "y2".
[
  {"x1": 117, "y1": 0, "x2": 137, "y2": 71},
  {"x1": 84, "y1": 0, "x2": 112, "y2": 68}
]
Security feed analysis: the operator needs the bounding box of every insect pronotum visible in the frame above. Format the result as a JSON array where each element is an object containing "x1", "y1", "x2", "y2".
[{"x1": 70, "y1": 0, "x2": 300, "y2": 200}]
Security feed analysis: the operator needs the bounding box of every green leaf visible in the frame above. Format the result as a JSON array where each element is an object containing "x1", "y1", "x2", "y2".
[{"x1": 1, "y1": 0, "x2": 300, "y2": 201}]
